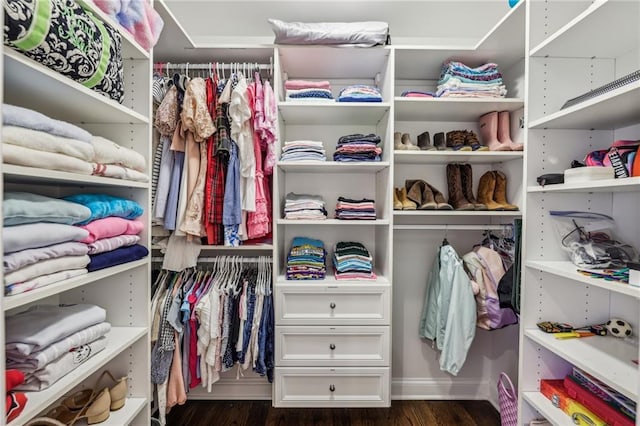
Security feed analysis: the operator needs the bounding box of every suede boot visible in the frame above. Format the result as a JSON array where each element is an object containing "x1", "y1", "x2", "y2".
[
  {"x1": 417, "y1": 132, "x2": 436, "y2": 150},
  {"x1": 446, "y1": 131, "x2": 472, "y2": 151},
  {"x1": 493, "y1": 171, "x2": 519, "y2": 210},
  {"x1": 401, "y1": 133, "x2": 420, "y2": 150},
  {"x1": 394, "y1": 131, "x2": 406, "y2": 150},
  {"x1": 446, "y1": 164, "x2": 474, "y2": 210},
  {"x1": 498, "y1": 111, "x2": 524, "y2": 151},
  {"x1": 460, "y1": 163, "x2": 487, "y2": 210},
  {"x1": 406, "y1": 179, "x2": 437, "y2": 209},
  {"x1": 464, "y1": 130, "x2": 489, "y2": 151},
  {"x1": 393, "y1": 188, "x2": 403, "y2": 210},
  {"x1": 398, "y1": 186, "x2": 417, "y2": 210},
  {"x1": 479, "y1": 112, "x2": 510, "y2": 151},
  {"x1": 477, "y1": 171, "x2": 504, "y2": 210},
  {"x1": 433, "y1": 132, "x2": 452, "y2": 151},
  {"x1": 427, "y1": 182, "x2": 453, "y2": 210}
]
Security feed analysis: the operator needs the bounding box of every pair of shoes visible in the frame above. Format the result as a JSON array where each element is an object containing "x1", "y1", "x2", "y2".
[
  {"x1": 394, "y1": 187, "x2": 417, "y2": 210},
  {"x1": 405, "y1": 179, "x2": 452, "y2": 210},
  {"x1": 26, "y1": 372, "x2": 127, "y2": 426},
  {"x1": 479, "y1": 111, "x2": 524, "y2": 151},
  {"x1": 478, "y1": 170, "x2": 519, "y2": 210},
  {"x1": 445, "y1": 130, "x2": 489, "y2": 151},
  {"x1": 446, "y1": 163, "x2": 485, "y2": 210},
  {"x1": 394, "y1": 132, "x2": 420, "y2": 150}
]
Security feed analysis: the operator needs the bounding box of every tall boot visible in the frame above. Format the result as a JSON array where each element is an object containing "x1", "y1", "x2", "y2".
[
  {"x1": 405, "y1": 179, "x2": 436, "y2": 209},
  {"x1": 493, "y1": 171, "x2": 519, "y2": 210},
  {"x1": 479, "y1": 112, "x2": 510, "y2": 151},
  {"x1": 477, "y1": 171, "x2": 504, "y2": 210},
  {"x1": 460, "y1": 163, "x2": 487, "y2": 210},
  {"x1": 394, "y1": 132, "x2": 406, "y2": 150},
  {"x1": 398, "y1": 186, "x2": 417, "y2": 210},
  {"x1": 427, "y1": 182, "x2": 453, "y2": 210},
  {"x1": 393, "y1": 188, "x2": 403, "y2": 210},
  {"x1": 497, "y1": 111, "x2": 524, "y2": 151},
  {"x1": 446, "y1": 164, "x2": 474, "y2": 210}
]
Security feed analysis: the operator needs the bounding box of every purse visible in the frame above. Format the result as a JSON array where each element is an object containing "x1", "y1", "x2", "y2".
[
  {"x1": 536, "y1": 173, "x2": 564, "y2": 186},
  {"x1": 584, "y1": 140, "x2": 640, "y2": 178}
]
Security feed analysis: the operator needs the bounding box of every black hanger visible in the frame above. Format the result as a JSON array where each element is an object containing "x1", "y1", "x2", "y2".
[{"x1": 441, "y1": 237, "x2": 449, "y2": 247}]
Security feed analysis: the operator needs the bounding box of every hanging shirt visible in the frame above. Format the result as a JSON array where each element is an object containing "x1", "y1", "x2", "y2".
[{"x1": 229, "y1": 75, "x2": 256, "y2": 212}]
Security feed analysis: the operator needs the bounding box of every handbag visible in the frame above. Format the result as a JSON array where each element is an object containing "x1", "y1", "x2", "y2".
[
  {"x1": 498, "y1": 372, "x2": 518, "y2": 426},
  {"x1": 584, "y1": 140, "x2": 640, "y2": 178},
  {"x1": 536, "y1": 173, "x2": 564, "y2": 186}
]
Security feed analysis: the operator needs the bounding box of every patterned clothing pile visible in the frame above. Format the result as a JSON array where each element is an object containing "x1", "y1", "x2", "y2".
[
  {"x1": 333, "y1": 241, "x2": 376, "y2": 280},
  {"x1": 333, "y1": 133, "x2": 382, "y2": 162},
  {"x1": 437, "y1": 61, "x2": 507, "y2": 98},
  {"x1": 335, "y1": 197, "x2": 376, "y2": 220},
  {"x1": 286, "y1": 237, "x2": 327, "y2": 280}
]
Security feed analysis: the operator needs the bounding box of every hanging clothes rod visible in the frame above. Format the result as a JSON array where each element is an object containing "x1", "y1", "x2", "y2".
[
  {"x1": 156, "y1": 62, "x2": 272, "y2": 70},
  {"x1": 151, "y1": 256, "x2": 272, "y2": 263},
  {"x1": 394, "y1": 224, "x2": 512, "y2": 231}
]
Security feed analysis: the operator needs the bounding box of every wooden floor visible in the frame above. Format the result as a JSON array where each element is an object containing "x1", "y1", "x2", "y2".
[{"x1": 165, "y1": 400, "x2": 501, "y2": 426}]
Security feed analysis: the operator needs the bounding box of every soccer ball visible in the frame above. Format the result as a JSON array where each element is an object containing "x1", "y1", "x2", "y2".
[{"x1": 605, "y1": 319, "x2": 632, "y2": 338}]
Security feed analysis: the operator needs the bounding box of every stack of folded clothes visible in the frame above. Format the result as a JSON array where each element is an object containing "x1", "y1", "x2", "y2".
[
  {"x1": 335, "y1": 197, "x2": 376, "y2": 220},
  {"x1": 5, "y1": 304, "x2": 111, "y2": 391},
  {"x1": 3, "y1": 193, "x2": 93, "y2": 297},
  {"x1": 333, "y1": 241, "x2": 377, "y2": 280},
  {"x1": 337, "y1": 85, "x2": 383, "y2": 102},
  {"x1": 333, "y1": 133, "x2": 382, "y2": 162},
  {"x1": 64, "y1": 194, "x2": 149, "y2": 272},
  {"x1": 436, "y1": 61, "x2": 507, "y2": 98},
  {"x1": 2, "y1": 104, "x2": 148, "y2": 181},
  {"x1": 286, "y1": 237, "x2": 327, "y2": 280},
  {"x1": 284, "y1": 193, "x2": 327, "y2": 220},
  {"x1": 284, "y1": 80, "x2": 334, "y2": 102},
  {"x1": 400, "y1": 90, "x2": 436, "y2": 98},
  {"x1": 280, "y1": 140, "x2": 326, "y2": 161}
]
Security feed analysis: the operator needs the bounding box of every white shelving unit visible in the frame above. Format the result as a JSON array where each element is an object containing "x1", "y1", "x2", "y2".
[
  {"x1": 520, "y1": 0, "x2": 640, "y2": 424},
  {"x1": 394, "y1": 97, "x2": 524, "y2": 122},
  {"x1": 1, "y1": 1, "x2": 152, "y2": 423}
]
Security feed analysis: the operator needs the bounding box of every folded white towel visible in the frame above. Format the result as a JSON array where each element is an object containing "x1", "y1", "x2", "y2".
[{"x1": 3, "y1": 144, "x2": 94, "y2": 175}]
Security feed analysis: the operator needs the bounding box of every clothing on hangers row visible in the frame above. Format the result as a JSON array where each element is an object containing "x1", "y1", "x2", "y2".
[{"x1": 154, "y1": 60, "x2": 274, "y2": 80}]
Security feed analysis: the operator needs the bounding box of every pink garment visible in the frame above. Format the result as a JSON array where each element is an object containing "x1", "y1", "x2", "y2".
[
  {"x1": 284, "y1": 80, "x2": 331, "y2": 90},
  {"x1": 404, "y1": 93, "x2": 435, "y2": 98},
  {"x1": 334, "y1": 272, "x2": 378, "y2": 280},
  {"x1": 262, "y1": 81, "x2": 277, "y2": 175},
  {"x1": 166, "y1": 332, "x2": 187, "y2": 408},
  {"x1": 79, "y1": 218, "x2": 144, "y2": 244},
  {"x1": 92, "y1": 0, "x2": 164, "y2": 51}
]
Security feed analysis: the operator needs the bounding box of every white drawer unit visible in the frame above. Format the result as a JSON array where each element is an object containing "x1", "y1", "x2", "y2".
[
  {"x1": 275, "y1": 284, "x2": 391, "y2": 326},
  {"x1": 276, "y1": 326, "x2": 389, "y2": 367},
  {"x1": 274, "y1": 367, "x2": 390, "y2": 407}
]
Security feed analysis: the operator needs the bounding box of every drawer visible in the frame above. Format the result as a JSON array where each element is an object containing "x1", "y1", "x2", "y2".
[
  {"x1": 275, "y1": 367, "x2": 390, "y2": 407},
  {"x1": 275, "y1": 284, "x2": 390, "y2": 325},
  {"x1": 276, "y1": 326, "x2": 389, "y2": 367}
]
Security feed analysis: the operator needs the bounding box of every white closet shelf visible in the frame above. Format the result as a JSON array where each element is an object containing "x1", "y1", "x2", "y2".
[
  {"x1": 150, "y1": 244, "x2": 274, "y2": 251},
  {"x1": 276, "y1": 274, "x2": 390, "y2": 286},
  {"x1": 528, "y1": 177, "x2": 640, "y2": 193},
  {"x1": 3, "y1": 50, "x2": 149, "y2": 125},
  {"x1": 153, "y1": 0, "x2": 195, "y2": 62},
  {"x1": 276, "y1": 219, "x2": 389, "y2": 226},
  {"x1": 522, "y1": 392, "x2": 574, "y2": 426},
  {"x1": 3, "y1": 259, "x2": 148, "y2": 311},
  {"x1": 528, "y1": 81, "x2": 640, "y2": 130},
  {"x1": 8, "y1": 327, "x2": 147, "y2": 426},
  {"x1": 526, "y1": 260, "x2": 640, "y2": 299},
  {"x1": 277, "y1": 161, "x2": 390, "y2": 173},
  {"x1": 76, "y1": 0, "x2": 149, "y2": 59},
  {"x1": 393, "y1": 210, "x2": 521, "y2": 217},
  {"x1": 394, "y1": 151, "x2": 523, "y2": 164},
  {"x1": 278, "y1": 102, "x2": 391, "y2": 125},
  {"x1": 530, "y1": 0, "x2": 639, "y2": 59},
  {"x1": 393, "y1": 97, "x2": 524, "y2": 122},
  {"x1": 102, "y1": 397, "x2": 148, "y2": 426},
  {"x1": 524, "y1": 329, "x2": 638, "y2": 400},
  {"x1": 2, "y1": 164, "x2": 150, "y2": 189}
]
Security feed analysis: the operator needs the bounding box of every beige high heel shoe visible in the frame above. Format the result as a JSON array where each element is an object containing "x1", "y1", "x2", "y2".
[
  {"x1": 63, "y1": 371, "x2": 128, "y2": 412},
  {"x1": 25, "y1": 388, "x2": 111, "y2": 426}
]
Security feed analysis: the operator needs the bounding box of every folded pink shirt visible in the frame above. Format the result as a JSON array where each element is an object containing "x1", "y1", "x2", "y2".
[
  {"x1": 284, "y1": 80, "x2": 331, "y2": 90},
  {"x1": 79, "y1": 218, "x2": 144, "y2": 244}
]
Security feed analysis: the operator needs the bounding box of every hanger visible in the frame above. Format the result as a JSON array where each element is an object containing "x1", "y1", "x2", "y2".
[{"x1": 441, "y1": 225, "x2": 449, "y2": 247}]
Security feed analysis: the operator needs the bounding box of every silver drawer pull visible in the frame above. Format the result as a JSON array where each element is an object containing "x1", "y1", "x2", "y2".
[
  {"x1": 329, "y1": 302, "x2": 336, "y2": 309},
  {"x1": 329, "y1": 343, "x2": 336, "y2": 350},
  {"x1": 329, "y1": 384, "x2": 335, "y2": 392}
]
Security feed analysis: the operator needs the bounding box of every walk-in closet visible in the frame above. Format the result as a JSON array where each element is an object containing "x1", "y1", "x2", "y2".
[{"x1": 0, "y1": 1, "x2": 638, "y2": 425}]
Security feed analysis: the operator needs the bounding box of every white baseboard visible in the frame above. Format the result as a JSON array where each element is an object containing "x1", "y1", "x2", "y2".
[
  {"x1": 188, "y1": 377, "x2": 273, "y2": 400},
  {"x1": 391, "y1": 378, "x2": 491, "y2": 400}
]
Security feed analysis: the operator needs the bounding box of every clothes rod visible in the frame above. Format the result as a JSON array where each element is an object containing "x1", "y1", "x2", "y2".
[
  {"x1": 394, "y1": 224, "x2": 511, "y2": 231},
  {"x1": 155, "y1": 62, "x2": 272, "y2": 71},
  {"x1": 151, "y1": 257, "x2": 272, "y2": 263}
]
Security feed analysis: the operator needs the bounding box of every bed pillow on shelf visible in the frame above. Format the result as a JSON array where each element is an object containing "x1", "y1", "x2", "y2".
[
  {"x1": 3, "y1": 192, "x2": 92, "y2": 226},
  {"x1": 268, "y1": 19, "x2": 389, "y2": 47},
  {"x1": 3, "y1": 0, "x2": 125, "y2": 103},
  {"x1": 63, "y1": 193, "x2": 143, "y2": 224}
]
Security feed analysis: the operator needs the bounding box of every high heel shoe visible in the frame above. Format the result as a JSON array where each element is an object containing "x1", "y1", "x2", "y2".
[
  {"x1": 63, "y1": 371, "x2": 128, "y2": 412},
  {"x1": 26, "y1": 388, "x2": 111, "y2": 426}
]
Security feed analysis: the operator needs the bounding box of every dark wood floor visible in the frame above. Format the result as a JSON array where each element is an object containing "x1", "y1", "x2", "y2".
[{"x1": 165, "y1": 400, "x2": 501, "y2": 426}]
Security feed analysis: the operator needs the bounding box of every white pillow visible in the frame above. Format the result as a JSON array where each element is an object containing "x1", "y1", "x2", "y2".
[{"x1": 268, "y1": 19, "x2": 389, "y2": 47}]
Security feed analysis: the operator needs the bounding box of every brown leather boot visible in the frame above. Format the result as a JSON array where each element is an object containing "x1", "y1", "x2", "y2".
[
  {"x1": 427, "y1": 183, "x2": 452, "y2": 210},
  {"x1": 446, "y1": 164, "x2": 474, "y2": 210},
  {"x1": 493, "y1": 171, "x2": 519, "y2": 210},
  {"x1": 477, "y1": 171, "x2": 504, "y2": 210},
  {"x1": 405, "y1": 179, "x2": 437, "y2": 209},
  {"x1": 446, "y1": 131, "x2": 472, "y2": 151},
  {"x1": 393, "y1": 188, "x2": 403, "y2": 210},
  {"x1": 398, "y1": 186, "x2": 417, "y2": 210},
  {"x1": 460, "y1": 163, "x2": 487, "y2": 210}
]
